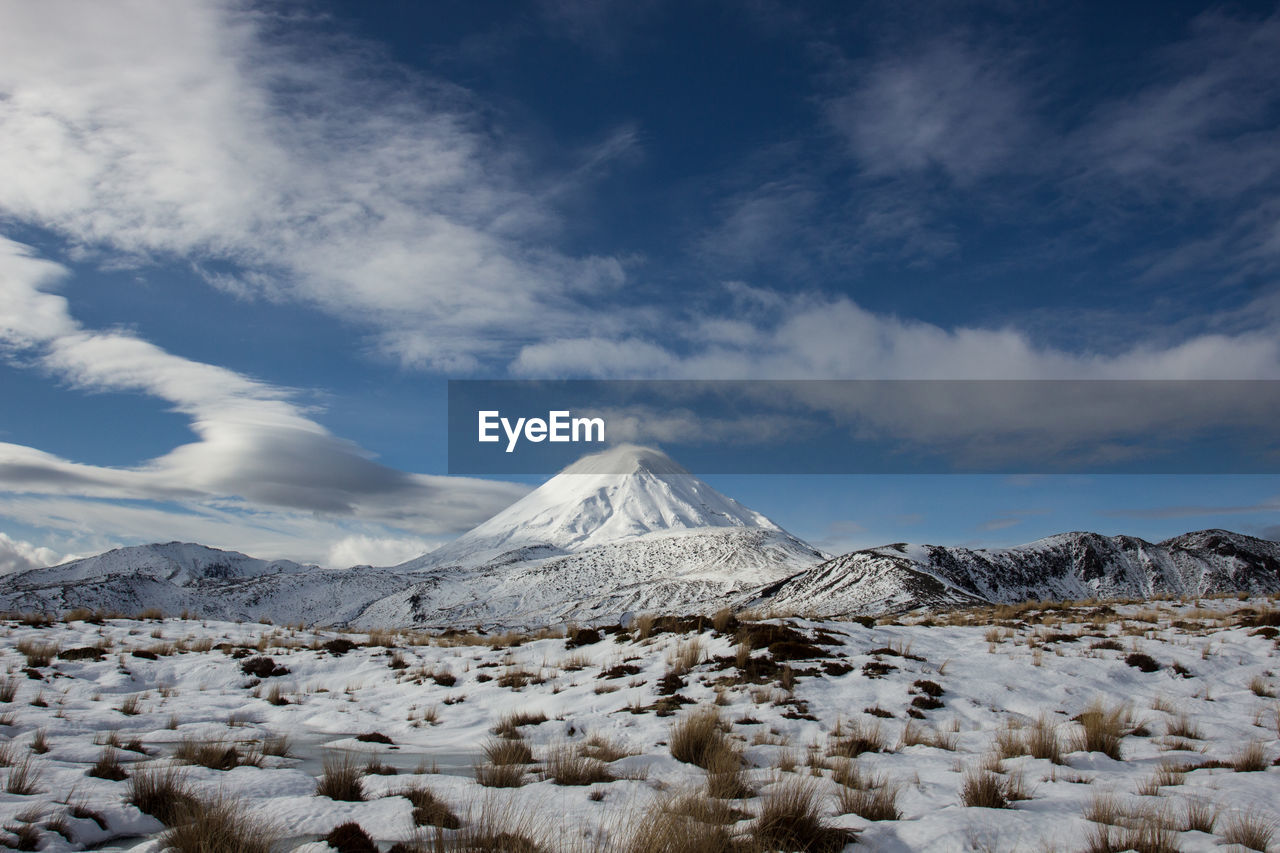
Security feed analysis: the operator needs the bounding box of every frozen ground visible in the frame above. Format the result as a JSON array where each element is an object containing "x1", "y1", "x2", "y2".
[{"x1": 1, "y1": 597, "x2": 1278, "y2": 852}]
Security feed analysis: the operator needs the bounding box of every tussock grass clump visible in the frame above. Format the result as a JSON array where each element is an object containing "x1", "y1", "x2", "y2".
[
  {"x1": 828, "y1": 717, "x2": 886, "y2": 759},
  {"x1": 4, "y1": 820, "x2": 41, "y2": 851},
  {"x1": 541, "y1": 742, "x2": 615, "y2": 786},
  {"x1": 4, "y1": 755, "x2": 42, "y2": 795},
  {"x1": 833, "y1": 760, "x2": 901, "y2": 821},
  {"x1": 118, "y1": 694, "x2": 142, "y2": 716},
  {"x1": 316, "y1": 753, "x2": 365, "y2": 801},
  {"x1": 1164, "y1": 713, "x2": 1202, "y2": 740},
  {"x1": 1124, "y1": 652, "x2": 1161, "y2": 673},
  {"x1": 1136, "y1": 760, "x2": 1187, "y2": 795},
  {"x1": 261, "y1": 734, "x2": 291, "y2": 757},
  {"x1": 88, "y1": 747, "x2": 128, "y2": 781},
  {"x1": 492, "y1": 710, "x2": 548, "y2": 738},
  {"x1": 160, "y1": 794, "x2": 279, "y2": 853},
  {"x1": 1219, "y1": 809, "x2": 1276, "y2": 851},
  {"x1": 580, "y1": 734, "x2": 634, "y2": 763},
  {"x1": 624, "y1": 796, "x2": 740, "y2": 853},
  {"x1": 0, "y1": 676, "x2": 19, "y2": 703},
  {"x1": 1248, "y1": 674, "x2": 1276, "y2": 698},
  {"x1": 752, "y1": 777, "x2": 855, "y2": 853},
  {"x1": 705, "y1": 744, "x2": 751, "y2": 800},
  {"x1": 174, "y1": 737, "x2": 261, "y2": 771},
  {"x1": 128, "y1": 764, "x2": 196, "y2": 825},
  {"x1": 1231, "y1": 740, "x2": 1270, "y2": 772},
  {"x1": 28, "y1": 729, "x2": 48, "y2": 755},
  {"x1": 1082, "y1": 818, "x2": 1179, "y2": 853},
  {"x1": 483, "y1": 737, "x2": 533, "y2": 766},
  {"x1": 959, "y1": 770, "x2": 1012, "y2": 809},
  {"x1": 324, "y1": 822, "x2": 377, "y2": 853},
  {"x1": 669, "y1": 707, "x2": 729, "y2": 769},
  {"x1": 1180, "y1": 798, "x2": 1218, "y2": 833},
  {"x1": 400, "y1": 785, "x2": 460, "y2": 829},
  {"x1": 996, "y1": 716, "x2": 1064, "y2": 763},
  {"x1": 1072, "y1": 700, "x2": 1132, "y2": 760},
  {"x1": 445, "y1": 804, "x2": 548, "y2": 853},
  {"x1": 16, "y1": 640, "x2": 57, "y2": 668},
  {"x1": 899, "y1": 721, "x2": 957, "y2": 751},
  {"x1": 474, "y1": 761, "x2": 528, "y2": 788}
]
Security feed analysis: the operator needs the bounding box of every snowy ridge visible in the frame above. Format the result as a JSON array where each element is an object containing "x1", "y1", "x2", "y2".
[
  {"x1": 354, "y1": 527, "x2": 824, "y2": 628},
  {"x1": 4, "y1": 442, "x2": 1279, "y2": 625},
  {"x1": 0, "y1": 542, "x2": 412, "y2": 626},
  {"x1": 765, "y1": 528, "x2": 1280, "y2": 616}
]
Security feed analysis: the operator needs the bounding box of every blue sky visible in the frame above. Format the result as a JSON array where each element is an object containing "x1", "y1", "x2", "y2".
[{"x1": 1, "y1": 0, "x2": 1279, "y2": 569}]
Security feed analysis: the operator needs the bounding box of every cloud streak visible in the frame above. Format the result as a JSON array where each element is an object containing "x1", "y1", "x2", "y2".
[{"x1": 0, "y1": 237, "x2": 527, "y2": 561}]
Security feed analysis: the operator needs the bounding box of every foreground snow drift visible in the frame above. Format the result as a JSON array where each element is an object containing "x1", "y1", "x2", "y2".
[{"x1": 0, "y1": 598, "x2": 1277, "y2": 852}]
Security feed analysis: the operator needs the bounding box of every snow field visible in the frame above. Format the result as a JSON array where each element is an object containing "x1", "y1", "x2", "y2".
[{"x1": 0, "y1": 597, "x2": 1276, "y2": 852}]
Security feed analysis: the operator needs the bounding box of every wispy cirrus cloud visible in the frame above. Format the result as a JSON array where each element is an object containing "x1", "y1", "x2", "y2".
[{"x1": 0, "y1": 0, "x2": 629, "y2": 373}]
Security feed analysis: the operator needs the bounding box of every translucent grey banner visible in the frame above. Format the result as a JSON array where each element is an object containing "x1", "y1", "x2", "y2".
[{"x1": 447, "y1": 380, "x2": 1280, "y2": 475}]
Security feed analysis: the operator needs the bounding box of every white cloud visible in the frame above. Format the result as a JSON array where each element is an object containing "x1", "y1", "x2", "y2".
[
  {"x1": 827, "y1": 36, "x2": 1033, "y2": 184},
  {"x1": 0, "y1": 237, "x2": 528, "y2": 552},
  {"x1": 326, "y1": 535, "x2": 436, "y2": 569},
  {"x1": 514, "y1": 289, "x2": 1280, "y2": 380},
  {"x1": 0, "y1": 496, "x2": 452, "y2": 569},
  {"x1": 0, "y1": 0, "x2": 625, "y2": 372},
  {"x1": 0, "y1": 532, "x2": 64, "y2": 575}
]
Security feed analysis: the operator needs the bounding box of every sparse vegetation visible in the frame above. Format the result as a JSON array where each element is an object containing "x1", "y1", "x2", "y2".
[
  {"x1": 88, "y1": 746, "x2": 128, "y2": 780},
  {"x1": 160, "y1": 794, "x2": 279, "y2": 853},
  {"x1": 401, "y1": 785, "x2": 460, "y2": 829},
  {"x1": 668, "y1": 707, "x2": 729, "y2": 768},
  {"x1": 1072, "y1": 700, "x2": 1132, "y2": 760},
  {"x1": 174, "y1": 736, "x2": 261, "y2": 770},
  {"x1": 541, "y1": 742, "x2": 615, "y2": 785},
  {"x1": 752, "y1": 777, "x2": 855, "y2": 853},
  {"x1": 834, "y1": 760, "x2": 901, "y2": 821},
  {"x1": 1219, "y1": 809, "x2": 1276, "y2": 852},
  {"x1": 128, "y1": 764, "x2": 196, "y2": 825},
  {"x1": 4, "y1": 755, "x2": 42, "y2": 795},
  {"x1": 316, "y1": 752, "x2": 365, "y2": 801}
]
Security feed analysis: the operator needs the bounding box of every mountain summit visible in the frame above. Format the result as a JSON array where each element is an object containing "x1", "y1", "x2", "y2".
[{"x1": 404, "y1": 444, "x2": 781, "y2": 569}]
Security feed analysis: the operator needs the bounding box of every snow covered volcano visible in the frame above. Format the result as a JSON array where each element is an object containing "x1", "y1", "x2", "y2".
[
  {"x1": 358, "y1": 444, "x2": 825, "y2": 625},
  {"x1": 400, "y1": 444, "x2": 785, "y2": 570}
]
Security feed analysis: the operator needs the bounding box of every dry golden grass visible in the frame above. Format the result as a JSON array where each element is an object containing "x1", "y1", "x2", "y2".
[
  {"x1": 174, "y1": 737, "x2": 260, "y2": 771},
  {"x1": 704, "y1": 744, "x2": 751, "y2": 800},
  {"x1": 828, "y1": 717, "x2": 886, "y2": 759},
  {"x1": 752, "y1": 777, "x2": 854, "y2": 853},
  {"x1": 833, "y1": 760, "x2": 900, "y2": 821},
  {"x1": 622, "y1": 793, "x2": 741, "y2": 853},
  {"x1": 579, "y1": 734, "x2": 634, "y2": 763},
  {"x1": 1231, "y1": 740, "x2": 1270, "y2": 772},
  {"x1": 483, "y1": 736, "x2": 533, "y2": 766},
  {"x1": 128, "y1": 764, "x2": 196, "y2": 825},
  {"x1": 898, "y1": 721, "x2": 957, "y2": 751},
  {"x1": 4, "y1": 754, "x2": 42, "y2": 795},
  {"x1": 1164, "y1": 713, "x2": 1202, "y2": 740},
  {"x1": 1219, "y1": 809, "x2": 1276, "y2": 851},
  {"x1": 541, "y1": 742, "x2": 614, "y2": 786},
  {"x1": 669, "y1": 707, "x2": 729, "y2": 769},
  {"x1": 1179, "y1": 797, "x2": 1217, "y2": 833},
  {"x1": 160, "y1": 794, "x2": 280, "y2": 853},
  {"x1": 316, "y1": 752, "x2": 364, "y2": 801},
  {"x1": 1072, "y1": 700, "x2": 1132, "y2": 760},
  {"x1": 400, "y1": 784, "x2": 460, "y2": 829},
  {"x1": 16, "y1": 639, "x2": 57, "y2": 667}
]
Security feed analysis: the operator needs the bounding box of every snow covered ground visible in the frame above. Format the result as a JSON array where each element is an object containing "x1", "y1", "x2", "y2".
[{"x1": 1, "y1": 597, "x2": 1278, "y2": 852}]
